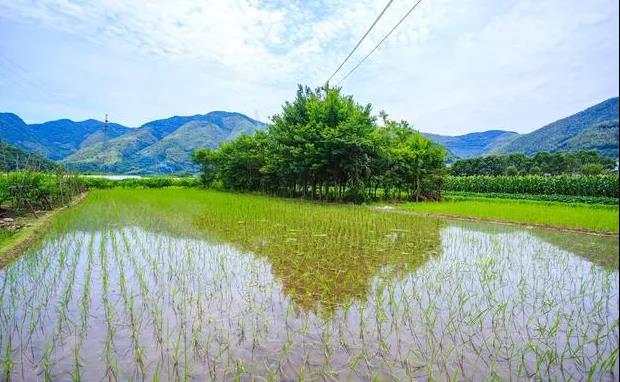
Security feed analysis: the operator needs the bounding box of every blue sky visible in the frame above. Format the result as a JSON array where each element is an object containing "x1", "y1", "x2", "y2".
[{"x1": 0, "y1": 0, "x2": 618, "y2": 135}]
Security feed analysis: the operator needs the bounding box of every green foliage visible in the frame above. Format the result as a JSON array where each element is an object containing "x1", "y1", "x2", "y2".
[
  {"x1": 445, "y1": 175, "x2": 619, "y2": 198},
  {"x1": 0, "y1": 141, "x2": 59, "y2": 172},
  {"x1": 193, "y1": 85, "x2": 446, "y2": 202},
  {"x1": 0, "y1": 171, "x2": 83, "y2": 213},
  {"x1": 191, "y1": 148, "x2": 219, "y2": 185},
  {"x1": 505, "y1": 165, "x2": 518, "y2": 176},
  {"x1": 581, "y1": 163, "x2": 605, "y2": 176},
  {"x1": 81, "y1": 176, "x2": 201, "y2": 189},
  {"x1": 449, "y1": 150, "x2": 616, "y2": 176}
]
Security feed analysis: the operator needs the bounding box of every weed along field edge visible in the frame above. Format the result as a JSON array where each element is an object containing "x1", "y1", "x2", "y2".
[{"x1": 0, "y1": 188, "x2": 617, "y2": 380}]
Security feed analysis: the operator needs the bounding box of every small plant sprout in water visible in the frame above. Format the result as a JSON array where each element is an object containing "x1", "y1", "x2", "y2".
[{"x1": 0, "y1": 189, "x2": 617, "y2": 380}]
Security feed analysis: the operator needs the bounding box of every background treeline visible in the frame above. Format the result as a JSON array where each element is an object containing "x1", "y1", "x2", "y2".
[
  {"x1": 1, "y1": 142, "x2": 83, "y2": 216},
  {"x1": 82, "y1": 176, "x2": 200, "y2": 189},
  {"x1": 445, "y1": 175, "x2": 619, "y2": 198},
  {"x1": 0, "y1": 171, "x2": 84, "y2": 214},
  {"x1": 193, "y1": 86, "x2": 447, "y2": 202},
  {"x1": 449, "y1": 151, "x2": 616, "y2": 176}
]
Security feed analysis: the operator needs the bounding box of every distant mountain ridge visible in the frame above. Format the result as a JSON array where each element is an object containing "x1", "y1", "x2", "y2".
[
  {"x1": 1, "y1": 97, "x2": 617, "y2": 174},
  {"x1": 423, "y1": 130, "x2": 519, "y2": 159},
  {"x1": 494, "y1": 97, "x2": 619, "y2": 157},
  {"x1": 0, "y1": 111, "x2": 265, "y2": 174},
  {"x1": 425, "y1": 97, "x2": 619, "y2": 159},
  {"x1": 0, "y1": 113, "x2": 131, "y2": 160}
]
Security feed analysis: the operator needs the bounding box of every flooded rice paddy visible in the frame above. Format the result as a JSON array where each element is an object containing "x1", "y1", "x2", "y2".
[{"x1": 0, "y1": 189, "x2": 618, "y2": 381}]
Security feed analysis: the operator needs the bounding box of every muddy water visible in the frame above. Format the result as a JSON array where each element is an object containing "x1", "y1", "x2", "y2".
[{"x1": 0, "y1": 197, "x2": 618, "y2": 380}]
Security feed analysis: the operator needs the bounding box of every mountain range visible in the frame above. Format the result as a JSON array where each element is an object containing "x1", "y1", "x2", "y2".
[
  {"x1": 0, "y1": 111, "x2": 265, "y2": 174},
  {"x1": 425, "y1": 97, "x2": 619, "y2": 159},
  {"x1": 0, "y1": 97, "x2": 617, "y2": 174}
]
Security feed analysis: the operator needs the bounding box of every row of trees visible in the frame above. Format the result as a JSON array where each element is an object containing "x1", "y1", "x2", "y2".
[
  {"x1": 193, "y1": 85, "x2": 447, "y2": 202},
  {"x1": 449, "y1": 151, "x2": 617, "y2": 177}
]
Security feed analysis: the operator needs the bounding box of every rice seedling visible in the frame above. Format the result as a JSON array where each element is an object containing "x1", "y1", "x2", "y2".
[{"x1": 0, "y1": 188, "x2": 617, "y2": 380}]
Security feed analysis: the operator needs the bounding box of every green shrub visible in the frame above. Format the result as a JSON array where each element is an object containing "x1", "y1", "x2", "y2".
[
  {"x1": 81, "y1": 176, "x2": 201, "y2": 189},
  {"x1": 2, "y1": 171, "x2": 84, "y2": 213},
  {"x1": 0, "y1": 176, "x2": 6, "y2": 205}
]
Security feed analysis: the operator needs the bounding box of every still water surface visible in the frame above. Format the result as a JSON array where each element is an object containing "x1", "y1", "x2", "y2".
[{"x1": 0, "y1": 192, "x2": 617, "y2": 380}]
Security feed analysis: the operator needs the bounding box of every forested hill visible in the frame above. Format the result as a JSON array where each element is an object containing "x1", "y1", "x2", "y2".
[
  {"x1": 0, "y1": 112, "x2": 131, "y2": 160},
  {"x1": 0, "y1": 111, "x2": 265, "y2": 174},
  {"x1": 425, "y1": 97, "x2": 619, "y2": 159},
  {"x1": 495, "y1": 97, "x2": 619, "y2": 157},
  {"x1": 0, "y1": 141, "x2": 58, "y2": 171}
]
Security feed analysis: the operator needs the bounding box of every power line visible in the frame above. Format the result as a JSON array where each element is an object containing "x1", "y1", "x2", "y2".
[
  {"x1": 337, "y1": 0, "x2": 424, "y2": 85},
  {"x1": 325, "y1": 0, "x2": 394, "y2": 85}
]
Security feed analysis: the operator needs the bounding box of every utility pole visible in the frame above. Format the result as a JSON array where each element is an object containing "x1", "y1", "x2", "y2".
[{"x1": 103, "y1": 113, "x2": 108, "y2": 148}]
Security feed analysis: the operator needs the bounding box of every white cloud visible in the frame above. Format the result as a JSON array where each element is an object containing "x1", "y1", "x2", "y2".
[{"x1": 0, "y1": 0, "x2": 617, "y2": 133}]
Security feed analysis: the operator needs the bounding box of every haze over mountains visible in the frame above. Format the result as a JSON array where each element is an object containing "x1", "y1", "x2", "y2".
[{"x1": 0, "y1": 97, "x2": 618, "y2": 174}]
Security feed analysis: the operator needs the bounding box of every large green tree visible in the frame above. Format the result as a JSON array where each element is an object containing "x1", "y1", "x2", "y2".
[{"x1": 193, "y1": 85, "x2": 446, "y2": 202}]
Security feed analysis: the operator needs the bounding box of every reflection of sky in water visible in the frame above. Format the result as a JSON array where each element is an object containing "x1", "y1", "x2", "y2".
[{"x1": 0, "y1": 222, "x2": 617, "y2": 381}]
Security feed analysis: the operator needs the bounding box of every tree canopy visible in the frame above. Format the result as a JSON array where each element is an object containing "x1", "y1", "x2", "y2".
[
  {"x1": 449, "y1": 151, "x2": 616, "y2": 176},
  {"x1": 193, "y1": 85, "x2": 446, "y2": 202}
]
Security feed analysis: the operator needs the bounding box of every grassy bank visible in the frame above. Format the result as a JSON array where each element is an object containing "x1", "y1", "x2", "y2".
[
  {"x1": 0, "y1": 213, "x2": 54, "y2": 267},
  {"x1": 0, "y1": 193, "x2": 88, "y2": 266},
  {"x1": 399, "y1": 195, "x2": 619, "y2": 233}
]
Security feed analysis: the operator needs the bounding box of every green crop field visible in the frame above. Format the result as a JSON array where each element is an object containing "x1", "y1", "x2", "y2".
[
  {"x1": 400, "y1": 195, "x2": 619, "y2": 233},
  {"x1": 0, "y1": 188, "x2": 618, "y2": 380}
]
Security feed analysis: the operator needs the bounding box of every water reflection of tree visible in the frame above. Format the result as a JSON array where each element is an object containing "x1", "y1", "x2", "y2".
[
  {"x1": 59, "y1": 190, "x2": 443, "y2": 315},
  {"x1": 192, "y1": 205, "x2": 443, "y2": 316}
]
